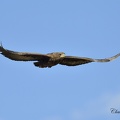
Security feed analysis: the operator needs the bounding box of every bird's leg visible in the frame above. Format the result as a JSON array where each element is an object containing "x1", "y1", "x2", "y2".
[{"x1": 33, "y1": 61, "x2": 49, "y2": 68}]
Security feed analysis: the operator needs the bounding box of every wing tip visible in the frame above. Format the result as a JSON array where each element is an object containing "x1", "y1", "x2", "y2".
[
  {"x1": 94, "y1": 53, "x2": 120, "y2": 62},
  {"x1": 0, "y1": 42, "x2": 4, "y2": 52}
]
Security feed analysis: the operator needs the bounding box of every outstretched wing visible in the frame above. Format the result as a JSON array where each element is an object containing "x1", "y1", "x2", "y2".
[
  {"x1": 59, "y1": 53, "x2": 120, "y2": 66},
  {"x1": 59, "y1": 56, "x2": 94, "y2": 66},
  {"x1": 0, "y1": 45, "x2": 50, "y2": 61}
]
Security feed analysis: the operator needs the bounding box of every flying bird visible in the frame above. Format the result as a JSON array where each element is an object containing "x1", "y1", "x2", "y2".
[{"x1": 0, "y1": 44, "x2": 120, "y2": 68}]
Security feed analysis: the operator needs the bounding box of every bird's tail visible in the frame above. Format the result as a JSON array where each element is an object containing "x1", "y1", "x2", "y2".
[{"x1": 94, "y1": 53, "x2": 120, "y2": 62}]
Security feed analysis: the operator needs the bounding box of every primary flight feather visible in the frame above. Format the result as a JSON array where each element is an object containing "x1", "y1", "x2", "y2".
[{"x1": 0, "y1": 44, "x2": 120, "y2": 68}]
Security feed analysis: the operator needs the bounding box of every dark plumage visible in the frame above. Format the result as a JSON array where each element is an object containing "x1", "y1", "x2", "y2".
[{"x1": 0, "y1": 44, "x2": 120, "y2": 68}]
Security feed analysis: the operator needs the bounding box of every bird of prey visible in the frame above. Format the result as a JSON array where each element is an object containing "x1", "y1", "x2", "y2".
[{"x1": 0, "y1": 44, "x2": 120, "y2": 68}]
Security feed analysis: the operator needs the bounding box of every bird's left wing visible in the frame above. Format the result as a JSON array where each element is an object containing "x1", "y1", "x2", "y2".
[
  {"x1": 0, "y1": 45, "x2": 50, "y2": 61},
  {"x1": 59, "y1": 53, "x2": 120, "y2": 66},
  {"x1": 59, "y1": 56, "x2": 94, "y2": 66}
]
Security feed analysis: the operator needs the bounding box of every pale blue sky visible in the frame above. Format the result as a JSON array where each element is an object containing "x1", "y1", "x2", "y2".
[{"x1": 0, "y1": 0, "x2": 120, "y2": 120}]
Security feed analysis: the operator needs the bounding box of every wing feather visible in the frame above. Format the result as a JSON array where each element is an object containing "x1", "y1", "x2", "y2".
[{"x1": 0, "y1": 45, "x2": 50, "y2": 61}]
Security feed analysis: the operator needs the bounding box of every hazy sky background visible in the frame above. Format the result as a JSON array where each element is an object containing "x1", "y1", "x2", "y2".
[{"x1": 0, "y1": 0, "x2": 120, "y2": 120}]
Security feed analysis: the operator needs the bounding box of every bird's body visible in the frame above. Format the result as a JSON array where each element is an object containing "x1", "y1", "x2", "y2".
[{"x1": 0, "y1": 44, "x2": 120, "y2": 68}]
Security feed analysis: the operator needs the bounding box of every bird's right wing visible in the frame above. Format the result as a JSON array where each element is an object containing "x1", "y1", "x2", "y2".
[{"x1": 0, "y1": 45, "x2": 50, "y2": 61}]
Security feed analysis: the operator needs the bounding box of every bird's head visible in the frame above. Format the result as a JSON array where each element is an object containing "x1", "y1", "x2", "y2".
[
  {"x1": 59, "y1": 52, "x2": 65, "y2": 58},
  {"x1": 47, "y1": 52, "x2": 65, "y2": 58}
]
